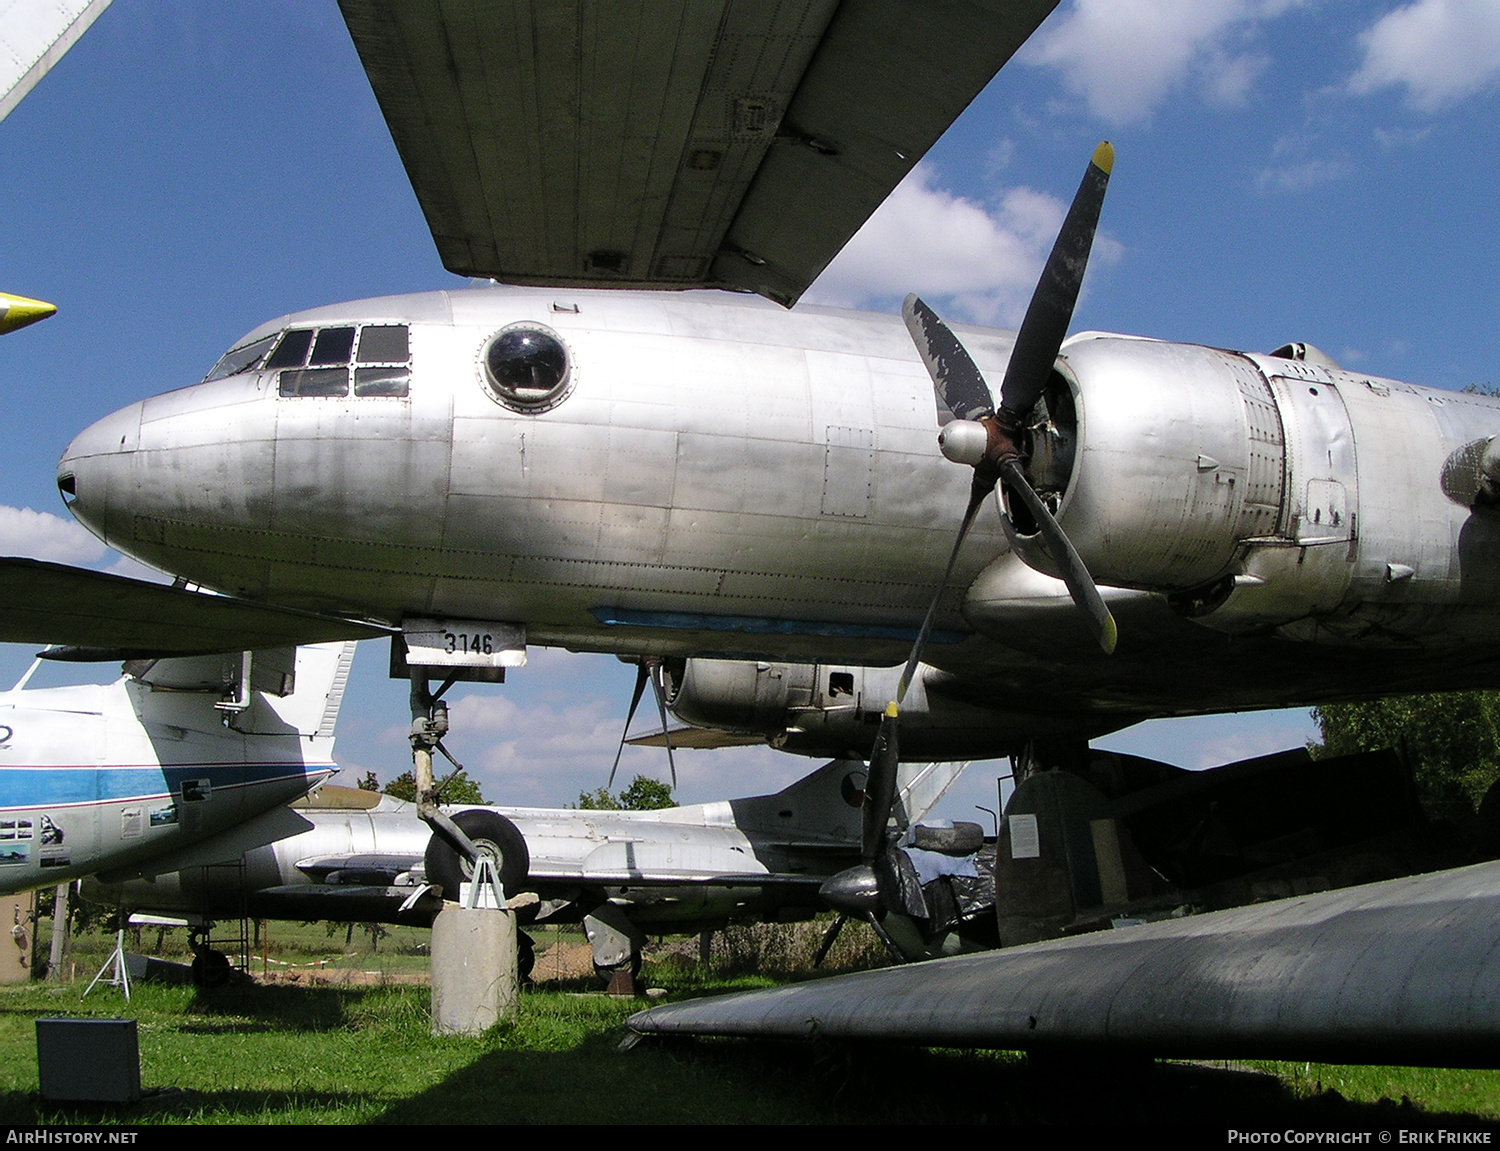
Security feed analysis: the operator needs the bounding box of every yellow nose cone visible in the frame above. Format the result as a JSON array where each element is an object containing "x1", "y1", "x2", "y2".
[{"x1": 0, "y1": 293, "x2": 57, "y2": 335}]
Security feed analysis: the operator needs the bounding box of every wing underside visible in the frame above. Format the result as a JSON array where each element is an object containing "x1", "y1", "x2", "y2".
[
  {"x1": 339, "y1": 0, "x2": 1059, "y2": 305},
  {"x1": 0, "y1": 556, "x2": 388, "y2": 657}
]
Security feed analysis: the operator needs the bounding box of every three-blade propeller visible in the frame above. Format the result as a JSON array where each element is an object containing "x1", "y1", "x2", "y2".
[{"x1": 821, "y1": 143, "x2": 1118, "y2": 940}]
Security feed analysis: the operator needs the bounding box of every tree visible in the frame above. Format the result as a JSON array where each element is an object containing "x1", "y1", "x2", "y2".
[
  {"x1": 355, "y1": 771, "x2": 380, "y2": 792},
  {"x1": 575, "y1": 774, "x2": 675, "y2": 810},
  {"x1": 383, "y1": 767, "x2": 487, "y2": 804},
  {"x1": 1311, "y1": 692, "x2": 1500, "y2": 818}
]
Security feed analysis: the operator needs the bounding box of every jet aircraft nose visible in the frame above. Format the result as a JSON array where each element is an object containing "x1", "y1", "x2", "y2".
[{"x1": 57, "y1": 399, "x2": 144, "y2": 544}]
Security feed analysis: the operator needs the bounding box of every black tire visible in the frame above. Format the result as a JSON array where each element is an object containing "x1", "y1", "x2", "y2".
[
  {"x1": 424, "y1": 809, "x2": 530, "y2": 901},
  {"x1": 191, "y1": 947, "x2": 231, "y2": 989}
]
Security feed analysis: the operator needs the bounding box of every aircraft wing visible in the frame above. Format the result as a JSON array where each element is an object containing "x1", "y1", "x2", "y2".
[
  {"x1": 626, "y1": 726, "x2": 764, "y2": 750},
  {"x1": 0, "y1": 0, "x2": 112, "y2": 122},
  {"x1": 339, "y1": 0, "x2": 1059, "y2": 305},
  {"x1": 0, "y1": 556, "x2": 390, "y2": 657},
  {"x1": 629, "y1": 861, "x2": 1500, "y2": 1066}
]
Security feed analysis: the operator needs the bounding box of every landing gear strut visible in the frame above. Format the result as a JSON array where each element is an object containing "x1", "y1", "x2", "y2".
[{"x1": 408, "y1": 674, "x2": 489, "y2": 889}]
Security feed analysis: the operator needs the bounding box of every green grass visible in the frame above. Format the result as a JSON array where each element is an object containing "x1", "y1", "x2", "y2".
[{"x1": 4, "y1": 923, "x2": 1500, "y2": 1124}]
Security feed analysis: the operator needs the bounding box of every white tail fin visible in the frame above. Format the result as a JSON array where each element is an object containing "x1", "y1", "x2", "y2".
[
  {"x1": 711, "y1": 757, "x2": 971, "y2": 844},
  {"x1": 892, "y1": 760, "x2": 971, "y2": 829},
  {"x1": 269, "y1": 642, "x2": 358, "y2": 739}
]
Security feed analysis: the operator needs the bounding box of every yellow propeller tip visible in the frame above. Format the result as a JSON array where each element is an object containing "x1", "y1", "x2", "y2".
[
  {"x1": 0, "y1": 293, "x2": 57, "y2": 335},
  {"x1": 1092, "y1": 141, "x2": 1115, "y2": 175},
  {"x1": 885, "y1": 700, "x2": 900, "y2": 719},
  {"x1": 1100, "y1": 615, "x2": 1118, "y2": 655}
]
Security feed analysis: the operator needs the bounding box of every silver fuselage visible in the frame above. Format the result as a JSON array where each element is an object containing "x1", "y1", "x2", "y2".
[{"x1": 58, "y1": 287, "x2": 1500, "y2": 748}]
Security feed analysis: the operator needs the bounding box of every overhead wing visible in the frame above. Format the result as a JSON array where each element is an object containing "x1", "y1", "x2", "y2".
[
  {"x1": 627, "y1": 725, "x2": 763, "y2": 750},
  {"x1": 339, "y1": 0, "x2": 1059, "y2": 305},
  {"x1": 629, "y1": 861, "x2": 1500, "y2": 1065},
  {"x1": 0, "y1": 0, "x2": 112, "y2": 122},
  {"x1": 0, "y1": 556, "x2": 390, "y2": 657}
]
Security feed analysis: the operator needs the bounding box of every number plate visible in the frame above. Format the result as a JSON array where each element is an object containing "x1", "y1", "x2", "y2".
[{"x1": 402, "y1": 618, "x2": 527, "y2": 668}]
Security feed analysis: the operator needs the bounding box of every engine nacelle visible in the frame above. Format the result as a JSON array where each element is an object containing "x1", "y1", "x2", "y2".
[
  {"x1": 665, "y1": 658, "x2": 1106, "y2": 759},
  {"x1": 1035, "y1": 335, "x2": 1289, "y2": 594},
  {"x1": 1011, "y1": 333, "x2": 1500, "y2": 641}
]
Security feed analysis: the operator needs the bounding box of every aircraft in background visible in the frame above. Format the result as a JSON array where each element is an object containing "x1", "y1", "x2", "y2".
[
  {"x1": 86, "y1": 757, "x2": 978, "y2": 982},
  {"x1": 0, "y1": 642, "x2": 353, "y2": 897}
]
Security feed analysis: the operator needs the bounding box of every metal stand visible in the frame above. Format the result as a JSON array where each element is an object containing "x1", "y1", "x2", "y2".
[
  {"x1": 83, "y1": 930, "x2": 131, "y2": 1001},
  {"x1": 464, "y1": 854, "x2": 506, "y2": 910}
]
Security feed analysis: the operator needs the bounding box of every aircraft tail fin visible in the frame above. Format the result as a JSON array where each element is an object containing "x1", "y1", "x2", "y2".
[
  {"x1": 266, "y1": 642, "x2": 359, "y2": 739},
  {"x1": 892, "y1": 759, "x2": 971, "y2": 829},
  {"x1": 131, "y1": 641, "x2": 359, "y2": 740},
  {"x1": 724, "y1": 757, "x2": 971, "y2": 844}
]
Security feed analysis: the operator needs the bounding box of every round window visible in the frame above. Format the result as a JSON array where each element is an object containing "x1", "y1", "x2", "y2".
[{"x1": 480, "y1": 323, "x2": 573, "y2": 412}]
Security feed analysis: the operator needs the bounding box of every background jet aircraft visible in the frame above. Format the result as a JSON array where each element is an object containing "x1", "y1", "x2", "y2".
[
  {"x1": 0, "y1": 642, "x2": 353, "y2": 895},
  {"x1": 0, "y1": 294, "x2": 56, "y2": 336},
  {"x1": 87, "y1": 757, "x2": 976, "y2": 981}
]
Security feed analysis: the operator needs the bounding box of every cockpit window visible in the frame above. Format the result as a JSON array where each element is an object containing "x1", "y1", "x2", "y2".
[
  {"x1": 310, "y1": 327, "x2": 356, "y2": 366},
  {"x1": 203, "y1": 333, "x2": 279, "y2": 382},
  {"x1": 278, "y1": 367, "x2": 349, "y2": 398},
  {"x1": 266, "y1": 329, "x2": 314, "y2": 370},
  {"x1": 480, "y1": 323, "x2": 572, "y2": 413},
  {"x1": 275, "y1": 324, "x2": 411, "y2": 399},
  {"x1": 357, "y1": 325, "x2": 408, "y2": 363}
]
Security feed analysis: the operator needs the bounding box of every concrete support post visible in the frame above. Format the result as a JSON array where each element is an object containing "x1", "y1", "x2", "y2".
[{"x1": 430, "y1": 905, "x2": 518, "y2": 1036}]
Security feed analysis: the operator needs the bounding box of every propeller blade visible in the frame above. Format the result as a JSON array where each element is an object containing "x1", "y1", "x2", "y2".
[
  {"x1": 1000, "y1": 458, "x2": 1117, "y2": 654},
  {"x1": 648, "y1": 659, "x2": 678, "y2": 791},
  {"x1": 607, "y1": 661, "x2": 651, "y2": 789},
  {"x1": 903, "y1": 294, "x2": 995, "y2": 423},
  {"x1": 861, "y1": 703, "x2": 901, "y2": 864},
  {"x1": 812, "y1": 913, "x2": 847, "y2": 968},
  {"x1": 997, "y1": 141, "x2": 1112, "y2": 421}
]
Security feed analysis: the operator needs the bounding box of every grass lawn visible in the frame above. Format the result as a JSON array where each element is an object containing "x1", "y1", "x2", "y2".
[{"x1": 1, "y1": 920, "x2": 1498, "y2": 1125}]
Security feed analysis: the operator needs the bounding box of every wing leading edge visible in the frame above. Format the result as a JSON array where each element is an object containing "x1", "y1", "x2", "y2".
[
  {"x1": 0, "y1": 556, "x2": 389, "y2": 657},
  {"x1": 629, "y1": 861, "x2": 1500, "y2": 1066},
  {"x1": 339, "y1": 0, "x2": 1059, "y2": 305}
]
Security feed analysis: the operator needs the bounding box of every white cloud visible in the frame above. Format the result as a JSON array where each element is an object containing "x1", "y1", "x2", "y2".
[
  {"x1": 1025, "y1": 0, "x2": 1302, "y2": 124},
  {"x1": 0, "y1": 506, "x2": 107, "y2": 565},
  {"x1": 104, "y1": 554, "x2": 173, "y2": 583},
  {"x1": 1373, "y1": 125, "x2": 1432, "y2": 151},
  {"x1": 807, "y1": 165, "x2": 1106, "y2": 326},
  {"x1": 1254, "y1": 156, "x2": 1350, "y2": 193},
  {"x1": 379, "y1": 678, "x2": 800, "y2": 808},
  {"x1": 1349, "y1": 0, "x2": 1500, "y2": 110}
]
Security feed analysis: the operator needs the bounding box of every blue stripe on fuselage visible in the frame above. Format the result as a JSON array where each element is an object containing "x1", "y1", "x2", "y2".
[{"x1": 0, "y1": 762, "x2": 331, "y2": 809}]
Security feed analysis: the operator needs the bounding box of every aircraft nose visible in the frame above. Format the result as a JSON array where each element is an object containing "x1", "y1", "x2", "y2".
[{"x1": 57, "y1": 400, "x2": 143, "y2": 543}]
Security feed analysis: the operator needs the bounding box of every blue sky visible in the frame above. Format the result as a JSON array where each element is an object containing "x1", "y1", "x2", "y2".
[{"x1": 1, "y1": 1, "x2": 1497, "y2": 820}]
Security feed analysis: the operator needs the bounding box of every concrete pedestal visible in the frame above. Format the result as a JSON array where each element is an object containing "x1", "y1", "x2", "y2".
[{"x1": 430, "y1": 905, "x2": 518, "y2": 1036}]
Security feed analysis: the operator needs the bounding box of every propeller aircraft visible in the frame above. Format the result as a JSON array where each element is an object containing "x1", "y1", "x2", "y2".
[{"x1": 9, "y1": 0, "x2": 1500, "y2": 1057}]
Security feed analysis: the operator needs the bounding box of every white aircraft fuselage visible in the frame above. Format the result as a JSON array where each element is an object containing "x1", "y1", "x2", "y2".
[
  {"x1": 56, "y1": 287, "x2": 1500, "y2": 752},
  {"x1": 0, "y1": 645, "x2": 348, "y2": 894}
]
